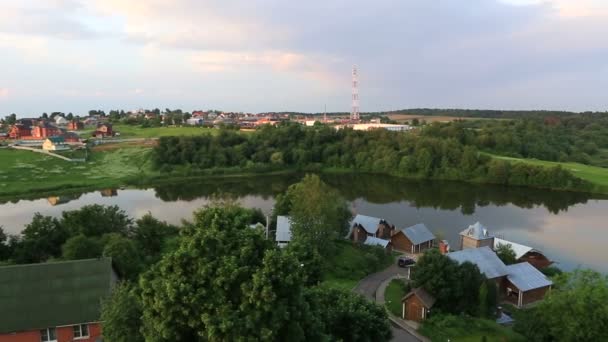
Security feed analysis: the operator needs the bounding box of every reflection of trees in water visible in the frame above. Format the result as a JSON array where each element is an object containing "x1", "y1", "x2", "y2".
[{"x1": 151, "y1": 173, "x2": 598, "y2": 215}]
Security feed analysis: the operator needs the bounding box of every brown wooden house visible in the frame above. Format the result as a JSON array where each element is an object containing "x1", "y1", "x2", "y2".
[
  {"x1": 390, "y1": 223, "x2": 436, "y2": 253},
  {"x1": 402, "y1": 287, "x2": 436, "y2": 322},
  {"x1": 94, "y1": 123, "x2": 113, "y2": 137},
  {"x1": 459, "y1": 222, "x2": 494, "y2": 250},
  {"x1": 347, "y1": 214, "x2": 392, "y2": 242},
  {"x1": 494, "y1": 238, "x2": 552, "y2": 269}
]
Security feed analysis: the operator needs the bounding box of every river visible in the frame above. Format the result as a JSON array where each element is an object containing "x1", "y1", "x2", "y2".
[{"x1": 1, "y1": 174, "x2": 607, "y2": 272}]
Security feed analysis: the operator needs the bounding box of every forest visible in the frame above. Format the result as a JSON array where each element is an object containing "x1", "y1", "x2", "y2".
[{"x1": 153, "y1": 123, "x2": 592, "y2": 193}]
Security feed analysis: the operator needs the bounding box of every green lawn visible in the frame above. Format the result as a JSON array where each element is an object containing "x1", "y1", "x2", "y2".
[
  {"x1": 487, "y1": 153, "x2": 608, "y2": 192},
  {"x1": 0, "y1": 146, "x2": 157, "y2": 197},
  {"x1": 322, "y1": 241, "x2": 396, "y2": 290},
  {"x1": 111, "y1": 124, "x2": 220, "y2": 138},
  {"x1": 384, "y1": 279, "x2": 408, "y2": 317},
  {"x1": 420, "y1": 315, "x2": 525, "y2": 342}
]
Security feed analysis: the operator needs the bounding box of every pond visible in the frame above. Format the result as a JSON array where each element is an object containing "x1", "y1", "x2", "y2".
[{"x1": 1, "y1": 173, "x2": 606, "y2": 272}]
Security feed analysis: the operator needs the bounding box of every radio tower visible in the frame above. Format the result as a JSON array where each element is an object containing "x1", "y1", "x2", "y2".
[{"x1": 351, "y1": 65, "x2": 359, "y2": 121}]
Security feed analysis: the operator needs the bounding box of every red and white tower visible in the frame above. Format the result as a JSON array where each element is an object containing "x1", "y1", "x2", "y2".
[{"x1": 351, "y1": 65, "x2": 360, "y2": 121}]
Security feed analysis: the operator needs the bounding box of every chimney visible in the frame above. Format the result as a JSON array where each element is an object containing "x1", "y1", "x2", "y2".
[{"x1": 439, "y1": 240, "x2": 450, "y2": 255}]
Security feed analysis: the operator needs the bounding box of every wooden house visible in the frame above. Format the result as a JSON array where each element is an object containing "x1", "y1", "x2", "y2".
[
  {"x1": 347, "y1": 214, "x2": 392, "y2": 242},
  {"x1": 494, "y1": 238, "x2": 552, "y2": 269},
  {"x1": 0, "y1": 258, "x2": 117, "y2": 342},
  {"x1": 42, "y1": 136, "x2": 69, "y2": 151},
  {"x1": 93, "y1": 123, "x2": 113, "y2": 138},
  {"x1": 402, "y1": 287, "x2": 436, "y2": 322},
  {"x1": 390, "y1": 223, "x2": 436, "y2": 253},
  {"x1": 459, "y1": 222, "x2": 494, "y2": 250}
]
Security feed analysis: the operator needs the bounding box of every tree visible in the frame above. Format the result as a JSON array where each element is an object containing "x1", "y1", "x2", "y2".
[
  {"x1": 286, "y1": 174, "x2": 352, "y2": 257},
  {"x1": 131, "y1": 213, "x2": 178, "y2": 261},
  {"x1": 137, "y1": 205, "x2": 316, "y2": 341},
  {"x1": 102, "y1": 234, "x2": 142, "y2": 278},
  {"x1": 306, "y1": 287, "x2": 392, "y2": 342},
  {"x1": 61, "y1": 205, "x2": 132, "y2": 237},
  {"x1": 5, "y1": 113, "x2": 17, "y2": 125},
  {"x1": 13, "y1": 214, "x2": 68, "y2": 263},
  {"x1": 62, "y1": 234, "x2": 103, "y2": 260},
  {"x1": 0, "y1": 226, "x2": 12, "y2": 261},
  {"x1": 101, "y1": 282, "x2": 144, "y2": 342},
  {"x1": 495, "y1": 243, "x2": 517, "y2": 265}
]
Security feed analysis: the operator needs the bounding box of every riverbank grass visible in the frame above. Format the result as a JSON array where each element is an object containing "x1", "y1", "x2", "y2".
[
  {"x1": 322, "y1": 241, "x2": 396, "y2": 290},
  {"x1": 384, "y1": 279, "x2": 408, "y2": 317}
]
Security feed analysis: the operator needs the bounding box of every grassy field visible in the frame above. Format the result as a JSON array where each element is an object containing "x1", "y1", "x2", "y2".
[
  {"x1": 387, "y1": 114, "x2": 497, "y2": 123},
  {"x1": 420, "y1": 315, "x2": 525, "y2": 342},
  {"x1": 384, "y1": 279, "x2": 408, "y2": 317},
  {"x1": 322, "y1": 241, "x2": 396, "y2": 290},
  {"x1": 110, "y1": 124, "x2": 219, "y2": 138},
  {"x1": 487, "y1": 153, "x2": 608, "y2": 191},
  {"x1": 0, "y1": 145, "x2": 157, "y2": 197}
]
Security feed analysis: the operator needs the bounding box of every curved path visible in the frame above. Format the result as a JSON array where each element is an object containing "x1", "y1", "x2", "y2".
[{"x1": 354, "y1": 264, "x2": 421, "y2": 342}]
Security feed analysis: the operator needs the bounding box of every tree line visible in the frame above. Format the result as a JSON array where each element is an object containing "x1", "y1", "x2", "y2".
[{"x1": 153, "y1": 123, "x2": 592, "y2": 193}]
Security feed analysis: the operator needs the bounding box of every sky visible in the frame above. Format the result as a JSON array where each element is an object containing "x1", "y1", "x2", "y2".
[{"x1": 0, "y1": 0, "x2": 607, "y2": 116}]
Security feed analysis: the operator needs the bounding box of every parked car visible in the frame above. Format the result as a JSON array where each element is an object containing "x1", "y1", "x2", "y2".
[{"x1": 398, "y1": 256, "x2": 415, "y2": 267}]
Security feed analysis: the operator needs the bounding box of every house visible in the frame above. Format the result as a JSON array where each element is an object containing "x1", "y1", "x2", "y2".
[
  {"x1": 460, "y1": 222, "x2": 494, "y2": 250},
  {"x1": 347, "y1": 214, "x2": 392, "y2": 242},
  {"x1": 0, "y1": 258, "x2": 118, "y2": 342},
  {"x1": 504, "y1": 262, "x2": 553, "y2": 307},
  {"x1": 8, "y1": 124, "x2": 31, "y2": 139},
  {"x1": 448, "y1": 246, "x2": 552, "y2": 308},
  {"x1": 31, "y1": 122, "x2": 62, "y2": 139},
  {"x1": 54, "y1": 116, "x2": 68, "y2": 126},
  {"x1": 42, "y1": 136, "x2": 69, "y2": 151},
  {"x1": 390, "y1": 223, "x2": 436, "y2": 254},
  {"x1": 401, "y1": 287, "x2": 436, "y2": 322},
  {"x1": 363, "y1": 236, "x2": 392, "y2": 251},
  {"x1": 67, "y1": 120, "x2": 84, "y2": 131},
  {"x1": 186, "y1": 118, "x2": 204, "y2": 126},
  {"x1": 494, "y1": 238, "x2": 552, "y2": 269},
  {"x1": 93, "y1": 123, "x2": 113, "y2": 138},
  {"x1": 275, "y1": 215, "x2": 292, "y2": 248}
]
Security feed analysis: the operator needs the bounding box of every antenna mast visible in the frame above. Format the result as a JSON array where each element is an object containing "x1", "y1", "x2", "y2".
[{"x1": 351, "y1": 65, "x2": 360, "y2": 121}]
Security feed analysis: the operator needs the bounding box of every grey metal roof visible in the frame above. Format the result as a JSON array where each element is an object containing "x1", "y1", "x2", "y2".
[
  {"x1": 275, "y1": 216, "x2": 292, "y2": 243},
  {"x1": 506, "y1": 262, "x2": 553, "y2": 292},
  {"x1": 350, "y1": 214, "x2": 382, "y2": 234},
  {"x1": 363, "y1": 236, "x2": 390, "y2": 248},
  {"x1": 459, "y1": 222, "x2": 494, "y2": 240},
  {"x1": 400, "y1": 223, "x2": 435, "y2": 245},
  {"x1": 494, "y1": 238, "x2": 536, "y2": 260},
  {"x1": 448, "y1": 246, "x2": 509, "y2": 279}
]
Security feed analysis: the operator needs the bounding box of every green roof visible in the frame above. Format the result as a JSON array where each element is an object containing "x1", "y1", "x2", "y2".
[
  {"x1": 0, "y1": 258, "x2": 116, "y2": 333},
  {"x1": 47, "y1": 136, "x2": 65, "y2": 143}
]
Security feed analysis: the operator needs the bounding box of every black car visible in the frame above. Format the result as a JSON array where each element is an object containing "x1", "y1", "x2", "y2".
[{"x1": 398, "y1": 256, "x2": 415, "y2": 267}]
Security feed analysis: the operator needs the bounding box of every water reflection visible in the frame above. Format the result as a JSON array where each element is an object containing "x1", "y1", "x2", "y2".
[{"x1": 0, "y1": 174, "x2": 607, "y2": 272}]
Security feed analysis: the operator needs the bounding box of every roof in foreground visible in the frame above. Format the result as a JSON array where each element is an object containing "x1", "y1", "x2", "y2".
[
  {"x1": 460, "y1": 222, "x2": 494, "y2": 240},
  {"x1": 350, "y1": 214, "x2": 383, "y2": 234},
  {"x1": 400, "y1": 223, "x2": 435, "y2": 245},
  {"x1": 0, "y1": 258, "x2": 116, "y2": 334},
  {"x1": 364, "y1": 236, "x2": 390, "y2": 248},
  {"x1": 403, "y1": 287, "x2": 436, "y2": 308},
  {"x1": 275, "y1": 215, "x2": 292, "y2": 242},
  {"x1": 506, "y1": 262, "x2": 553, "y2": 292},
  {"x1": 494, "y1": 238, "x2": 537, "y2": 260},
  {"x1": 448, "y1": 246, "x2": 508, "y2": 279}
]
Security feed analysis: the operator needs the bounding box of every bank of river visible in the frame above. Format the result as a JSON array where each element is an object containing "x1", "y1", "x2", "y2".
[{"x1": 1, "y1": 174, "x2": 606, "y2": 272}]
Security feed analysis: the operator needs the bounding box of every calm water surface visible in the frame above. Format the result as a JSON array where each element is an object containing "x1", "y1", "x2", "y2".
[{"x1": 1, "y1": 174, "x2": 607, "y2": 272}]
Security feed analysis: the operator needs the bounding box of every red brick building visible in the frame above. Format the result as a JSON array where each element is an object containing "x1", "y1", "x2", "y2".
[
  {"x1": 0, "y1": 258, "x2": 118, "y2": 342},
  {"x1": 93, "y1": 123, "x2": 113, "y2": 137},
  {"x1": 8, "y1": 124, "x2": 31, "y2": 139},
  {"x1": 31, "y1": 122, "x2": 62, "y2": 139},
  {"x1": 67, "y1": 120, "x2": 84, "y2": 130}
]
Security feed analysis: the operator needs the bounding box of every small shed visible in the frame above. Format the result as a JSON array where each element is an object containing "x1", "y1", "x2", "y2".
[
  {"x1": 275, "y1": 215, "x2": 292, "y2": 248},
  {"x1": 402, "y1": 287, "x2": 436, "y2": 322},
  {"x1": 391, "y1": 223, "x2": 435, "y2": 253},
  {"x1": 504, "y1": 262, "x2": 553, "y2": 307},
  {"x1": 42, "y1": 136, "x2": 69, "y2": 151}
]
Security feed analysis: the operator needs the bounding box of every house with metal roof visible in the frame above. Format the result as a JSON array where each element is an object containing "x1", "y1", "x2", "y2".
[
  {"x1": 0, "y1": 258, "x2": 118, "y2": 342},
  {"x1": 448, "y1": 246, "x2": 509, "y2": 280},
  {"x1": 347, "y1": 214, "x2": 392, "y2": 242},
  {"x1": 275, "y1": 215, "x2": 292, "y2": 248},
  {"x1": 390, "y1": 223, "x2": 436, "y2": 254},
  {"x1": 504, "y1": 262, "x2": 553, "y2": 307},
  {"x1": 494, "y1": 238, "x2": 552, "y2": 269},
  {"x1": 401, "y1": 287, "x2": 436, "y2": 322},
  {"x1": 460, "y1": 222, "x2": 495, "y2": 250},
  {"x1": 42, "y1": 136, "x2": 69, "y2": 151}
]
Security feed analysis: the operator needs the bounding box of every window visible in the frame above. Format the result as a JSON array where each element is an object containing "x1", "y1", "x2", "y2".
[
  {"x1": 73, "y1": 324, "x2": 89, "y2": 339},
  {"x1": 40, "y1": 328, "x2": 57, "y2": 342}
]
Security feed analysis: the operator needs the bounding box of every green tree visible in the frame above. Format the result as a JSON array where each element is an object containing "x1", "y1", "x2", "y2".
[
  {"x1": 13, "y1": 214, "x2": 68, "y2": 263},
  {"x1": 102, "y1": 234, "x2": 143, "y2": 278},
  {"x1": 0, "y1": 226, "x2": 12, "y2": 261},
  {"x1": 138, "y1": 205, "x2": 316, "y2": 341},
  {"x1": 495, "y1": 243, "x2": 517, "y2": 265},
  {"x1": 62, "y1": 205, "x2": 132, "y2": 237},
  {"x1": 287, "y1": 174, "x2": 352, "y2": 257},
  {"x1": 62, "y1": 234, "x2": 103, "y2": 260},
  {"x1": 101, "y1": 282, "x2": 144, "y2": 342},
  {"x1": 306, "y1": 287, "x2": 392, "y2": 342},
  {"x1": 131, "y1": 213, "x2": 178, "y2": 261}
]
